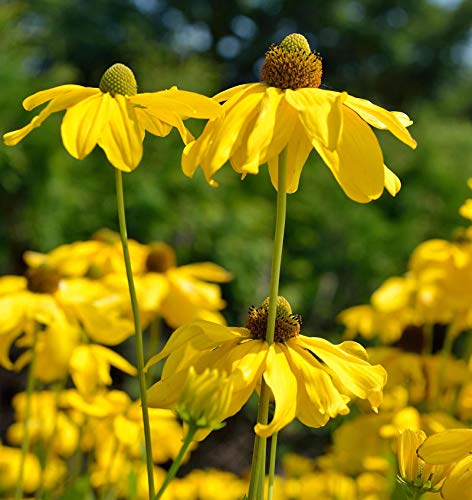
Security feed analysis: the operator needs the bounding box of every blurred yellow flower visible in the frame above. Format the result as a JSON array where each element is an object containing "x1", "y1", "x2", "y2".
[
  {"x1": 147, "y1": 297, "x2": 387, "y2": 438},
  {"x1": 440, "y1": 456, "x2": 472, "y2": 500},
  {"x1": 3, "y1": 63, "x2": 221, "y2": 171},
  {"x1": 183, "y1": 33, "x2": 416, "y2": 203},
  {"x1": 418, "y1": 429, "x2": 472, "y2": 465}
]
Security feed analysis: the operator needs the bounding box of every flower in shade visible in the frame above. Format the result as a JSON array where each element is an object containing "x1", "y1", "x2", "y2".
[
  {"x1": 146, "y1": 296, "x2": 387, "y2": 437},
  {"x1": 183, "y1": 33, "x2": 416, "y2": 203},
  {"x1": 3, "y1": 63, "x2": 222, "y2": 171}
]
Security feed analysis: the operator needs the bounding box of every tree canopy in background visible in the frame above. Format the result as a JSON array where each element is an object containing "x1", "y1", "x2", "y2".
[{"x1": 1, "y1": 0, "x2": 471, "y2": 330}]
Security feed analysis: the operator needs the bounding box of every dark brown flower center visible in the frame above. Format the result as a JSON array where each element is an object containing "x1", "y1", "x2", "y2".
[
  {"x1": 26, "y1": 266, "x2": 60, "y2": 294},
  {"x1": 145, "y1": 242, "x2": 177, "y2": 273},
  {"x1": 260, "y1": 33, "x2": 322, "y2": 90},
  {"x1": 245, "y1": 296, "x2": 302, "y2": 342}
]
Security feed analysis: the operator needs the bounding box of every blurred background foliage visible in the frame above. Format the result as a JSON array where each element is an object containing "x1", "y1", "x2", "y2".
[{"x1": 1, "y1": 0, "x2": 471, "y2": 333}]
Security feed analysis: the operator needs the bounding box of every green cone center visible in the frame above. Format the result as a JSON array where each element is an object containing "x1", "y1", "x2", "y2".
[{"x1": 99, "y1": 63, "x2": 137, "y2": 96}]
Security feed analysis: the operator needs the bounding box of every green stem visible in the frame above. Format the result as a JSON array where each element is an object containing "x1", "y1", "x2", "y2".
[
  {"x1": 247, "y1": 149, "x2": 288, "y2": 500},
  {"x1": 422, "y1": 323, "x2": 434, "y2": 356},
  {"x1": 15, "y1": 326, "x2": 39, "y2": 500},
  {"x1": 146, "y1": 317, "x2": 162, "y2": 386},
  {"x1": 154, "y1": 424, "x2": 197, "y2": 499},
  {"x1": 267, "y1": 432, "x2": 278, "y2": 500},
  {"x1": 434, "y1": 322, "x2": 456, "y2": 410},
  {"x1": 115, "y1": 170, "x2": 155, "y2": 499}
]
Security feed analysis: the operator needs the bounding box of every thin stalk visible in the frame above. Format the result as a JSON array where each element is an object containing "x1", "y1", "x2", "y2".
[
  {"x1": 247, "y1": 149, "x2": 288, "y2": 500},
  {"x1": 115, "y1": 170, "x2": 155, "y2": 499},
  {"x1": 267, "y1": 432, "x2": 278, "y2": 500},
  {"x1": 422, "y1": 323, "x2": 434, "y2": 356},
  {"x1": 15, "y1": 326, "x2": 39, "y2": 500},
  {"x1": 434, "y1": 321, "x2": 456, "y2": 410},
  {"x1": 154, "y1": 424, "x2": 197, "y2": 499},
  {"x1": 146, "y1": 317, "x2": 162, "y2": 386}
]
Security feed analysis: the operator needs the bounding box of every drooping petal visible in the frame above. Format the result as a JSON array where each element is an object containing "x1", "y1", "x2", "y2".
[
  {"x1": 418, "y1": 429, "x2": 472, "y2": 464},
  {"x1": 148, "y1": 109, "x2": 194, "y2": 144},
  {"x1": 384, "y1": 165, "x2": 402, "y2": 196},
  {"x1": 144, "y1": 321, "x2": 240, "y2": 370},
  {"x1": 203, "y1": 90, "x2": 265, "y2": 177},
  {"x1": 255, "y1": 344, "x2": 297, "y2": 438},
  {"x1": 97, "y1": 94, "x2": 144, "y2": 171},
  {"x1": 344, "y1": 94, "x2": 417, "y2": 149},
  {"x1": 284, "y1": 342, "x2": 350, "y2": 423},
  {"x1": 61, "y1": 93, "x2": 111, "y2": 159},
  {"x1": 23, "y1": 85, "x2": 94, "y2": 110},
  {"x1": 235, "y1": 87, "x2": 284, "y2": 174},
  {"x1": 268, "y1": 117, "x2": 313, "y2": 193},
  {"x1": 298, "y1": 335, "x2": 387, "y2": 411},
  {"x1": 265, "y1": 97, "x2": 298, "y2": 160},
  {"x1": 182, "y1": 118, "x2": 219, "y2": 179},
  {"x1": 285, "y1": 88, "x2": 346, "y2": 151},
  {"x1": 314, "y1": 106, "x2": 385, "y2": 203},
  {"x1": 4, "y1": 88, "x2": 100, "y2": 146},
  {"x1": 133, "y1": 107, "x2": 172, "y2": 137}
]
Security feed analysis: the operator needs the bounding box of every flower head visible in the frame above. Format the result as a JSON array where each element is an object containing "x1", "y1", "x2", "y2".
[
  {"x1": 146, "y1": 296, "x2": 387, "y2": 437},
  {"x1": 183, "y1": 33, "x2": 416, "y2": 203},
  {"x1": 3, "y1": 63, "x2": 221, "y2": 172}
]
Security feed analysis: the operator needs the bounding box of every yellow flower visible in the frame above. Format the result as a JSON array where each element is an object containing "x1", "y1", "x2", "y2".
[
  {"x1": 183, "y1": 33, "x2": 416, "y2": 203},
  {"x1": 3, "y1": 63, "x2": 221, "y2": 171},
  {"x1": 459, "y1": 178, "x2": 472, "y2": 221},
  {"x1": 397, "y1": 429, "x2": 452, "y2": 494},
  {"x1": 146, "y1": 296, "x2": 387, "y2": 437}
]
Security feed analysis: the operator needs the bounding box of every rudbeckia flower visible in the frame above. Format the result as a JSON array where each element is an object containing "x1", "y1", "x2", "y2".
[
  {"x1": 3, "y1": 63, "x2": 222, "y2": 171},
  {"x1": 146, "y1": 297, "x2": 387, "y2": 437},
  {"x1": 183, "y1": 33, "x2": 417, "y2": 203}
]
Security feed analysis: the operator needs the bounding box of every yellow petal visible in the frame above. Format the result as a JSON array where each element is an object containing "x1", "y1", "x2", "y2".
[
  {"x1": 418, "y1": 429, "x2": 472, "y2": 464},
  {"x1": 61, "y1": 93, "x2": 111, "y2": 159},
  {"x1": 265, "y1": 97, "x2": 298, "y2": 160},
  {"x1": 255, "y1": 344, "x2": 297, "y2": 437},
  {"x1": 285, "y1": 88, "x2": 346, "y2": 151},
  {"x1": 133, "y1": 107, "x2": 172, "y2": 137},
  {"x1": 133, "y1": 89, "x2": 222, "y2": 119},
  {"x1": 298, "y1": 335, "x2": 387, "y2": 411},
  {"x1": 268, "y1": 118, "x2": 313, "y2": 193},
  {"x1": 441, "y1": 456, "x2": 472, "y2": 500},
  {"x1": 384, "y1": 165, "x2": 402, "y2": 196},
  {"x1": 149, "y1": 108, "x2": 194, "y2": 144},
  {"x1": 176, "y1": 262, "x2": 233, "y2": 282},
  {"x1": 97, "y1": 94, "x2": 144, "y2": 171},
  {"x1": 214, "y1": 83, "x2": 266, "y2": 103},
  {"x1": 23, "y1": 84, "x2": 94, "y2": 110},
  {"x1": 144, "y1": 321, "x2": 238, "y2": 371},
  {"x1": 314, "y1": 106, "x2": 385, "y2": 203},
  {"x1": 285, "y1": 342, "x2": 350, "y2": 421},
  {"x1": 204, "y1": 91, "x2": 265, "y2": 177},
  {"x1": 344, "y1": 94, "x2": 417, "y2": 149},
  {"x1": 4, "y1": 88, "x2": 99, "y2": 146}
]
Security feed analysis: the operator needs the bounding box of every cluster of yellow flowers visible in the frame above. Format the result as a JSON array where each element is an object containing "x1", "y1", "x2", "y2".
[{"x1": 2, "y1": 30, "x2": 469, "y2": 500}]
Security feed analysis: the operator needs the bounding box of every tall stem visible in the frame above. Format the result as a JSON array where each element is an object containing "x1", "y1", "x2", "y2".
[
  {"x1": 248, "y1": 149, "x2": 288, "y2": 500},
  {"x1": 155, "y1": 424, "x2": 197, "y2": 499},
  {"x1": 15, "y1": 326, "x2": 39, "y2": 500},
  {"x1": 267, "y1": 432, "x2": 278, "y2": 500},
  {"x1": 115, "y1": 170, "x2": 155, "y2": 499}
]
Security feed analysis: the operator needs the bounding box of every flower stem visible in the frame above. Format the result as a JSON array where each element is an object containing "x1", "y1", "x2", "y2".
[
  {"x1": 15, "y1": 326, "x2": 39, "y2": 500},
  {"x1": 247, "y1": 148, "x2": 288, "y2": 500},
  {"x1": 115, "y1": 170, "x2": 155, "y2": 499},
  {"x1": 146, "y1": 317, "x2": 162, "y2": 386},
  {"x1": 267, "y1": 432, "x2": 278, "y2": 500},
  {"x1": 154, "y1": 424, "x2": 197, "y2": 499}
]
